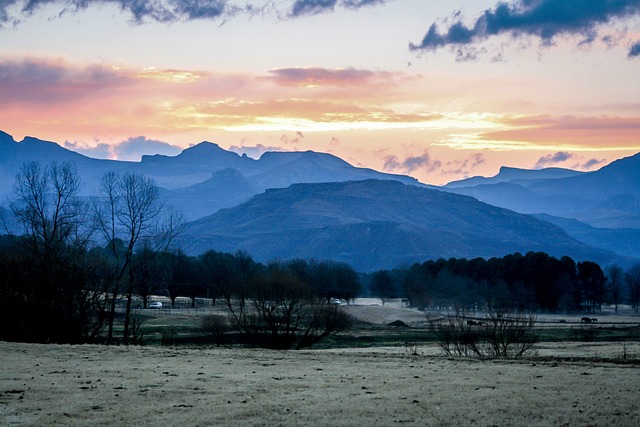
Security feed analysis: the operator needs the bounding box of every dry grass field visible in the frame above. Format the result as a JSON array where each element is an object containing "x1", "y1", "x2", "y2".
[{"x1": 2, "y1": 302, "x2": 639, "y2": 426}]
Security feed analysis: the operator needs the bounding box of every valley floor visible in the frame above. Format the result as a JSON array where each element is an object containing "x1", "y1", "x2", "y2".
[{"x1": 1, "y1": 341, "x2": 639, "y2": 426}]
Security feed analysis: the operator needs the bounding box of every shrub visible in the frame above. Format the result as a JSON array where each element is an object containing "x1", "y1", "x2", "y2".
[
  {"x1": 430, "y1": 310, "x2": 539, "y2": 359},
  {"x1": 201, "y1": 315, "x2": 234, "y2": 346}
]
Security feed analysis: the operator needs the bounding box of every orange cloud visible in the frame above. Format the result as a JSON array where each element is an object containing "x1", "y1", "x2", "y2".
[{"x1": 480, "y1": 115, "x2": 640, "y2": 149}]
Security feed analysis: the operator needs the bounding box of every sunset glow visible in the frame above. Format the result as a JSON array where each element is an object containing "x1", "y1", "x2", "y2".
[{"x1": 1, "y1": 1, "x2": 639, "y2": 184}]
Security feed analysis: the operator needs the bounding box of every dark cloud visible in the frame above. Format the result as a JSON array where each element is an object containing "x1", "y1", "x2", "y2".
[
  {"x1": 0, "y1": 0, "x2": 386, "y2": 26},
  {"x1": 0, "y1": 57, "x2": 130, "y2": 105},
  {"x1": 455, "y1": 47, "x2": 487, "y2": 62},
  {"x1": 290, "y1": 0, "x2": 337, "y2": 17},
  {"x1": 442, "y1": 153, "x2": 485, "y2": 176},
  {"x1": 629, "y1": 41, "x2": 640, "y2": 57},
  {"x1": 342, "y1": 0, "x2": 385, "y2": 9},
  {"x1": 581, "y1": 158, "x2": 606, "y2": 169},
  {"x1": 171, "y1": 0, "x2": 228, "y2": 20},
  {"x1": 289, "y1": 0, "x2": 383, "y2": 17},
  {"x1": 534, "y1": 151, "x2": 575, "y2": 168},
  {"x1": 383, "y1": 151, "x2": 441, "y2": 174},
  {"x1": 279, "y1": 131, "x2": 304, "y2": 145},
  {"x1": 410, "y1": 0, "x2": 640, "y2": 56},
  {"x1": 0, "y1": 0, "x2": 230, "y2": 26},
  {"x1": 64, "y1": 140, "x2": 113, "y2": 159}
]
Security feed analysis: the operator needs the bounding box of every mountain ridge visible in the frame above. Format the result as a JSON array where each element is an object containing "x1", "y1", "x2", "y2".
[
  {"x1": 178, "y1": 179, "x2": 615, "y2": 272},
  {"x1": 0, "y1": 130, "x2": 425, "y2": 214},
  {"x1": 2, "y1": 130, "x2": 638, "y2": 267}
]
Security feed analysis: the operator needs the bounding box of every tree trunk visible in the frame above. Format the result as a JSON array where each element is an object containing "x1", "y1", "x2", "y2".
[{"x1": 107, "y1": 280, "x2": 120, "y2": 344}]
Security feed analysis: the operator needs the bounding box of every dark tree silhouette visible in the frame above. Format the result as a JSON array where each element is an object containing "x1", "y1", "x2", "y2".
[
  {"x1": 94, "y1": 171, "x2": 182, "y2": 344},
  {"x1": 370, "y1": 270, "x2": 396, "y2": 305},
  {"x1": 578, "y1": 261, "x2": 606, "y2": 313},
  {"x1": 2, "y1": 161, "x2": 103, "y2": 343}
]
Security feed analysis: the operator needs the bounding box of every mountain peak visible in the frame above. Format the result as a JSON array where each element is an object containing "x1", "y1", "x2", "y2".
[
  {"x1": 184, "y1": 141, "x2": 222, "y2": 152},
  {"x1": 0, "y1": 130, "x2": 15, "y2": 144}
]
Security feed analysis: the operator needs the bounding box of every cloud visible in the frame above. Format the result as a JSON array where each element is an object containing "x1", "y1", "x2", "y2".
[
  {"x1": 383, "y1": 151, "x2": 441, "y2": 174},
  {"x1": 0, "y1": 57, "x2": 131, "y2": 105},
  {"x1": 268, "y1": 67, "x2": 380, "y2": 87},
  {"x1": 0, "y1": 0, "x2": 387, "y2": 26},
  {"x1": 476, "y1": 115, "x2": 640, "y2": 149},
  {"x1": 442, "y1": 153, "x2": 485, "y2": 176},
  {"x1": 629, "y1": 41, "x2": 640, "y2": 57},
  {"x1": 410, "y1": 0, "x2": 640, "y2": 57},
  {"x1": 114, "y1": 136, "x2": 182, "y2": 161},
  {"x1": 63, "y1": 140, "x2": 114, "y2": 159},
  {"x1": 0, "y1": 0, "x2": 231, "y2": 27},
  {"x1": 342, "y1": 0, "x2": 385, "y2": 9},
  {"x1": 534, "y1": 151, "x2": 575, "y2": 168},
  {"x1": 534, "y1": 152, "x2": 607, "y2": 170},
  {"x1": 64, "y1": 136, "x2": 182, "y2": 160},
  {"x1": 227, "y1": 143, "x2": 283, "y2": 159},
  {"x1": 581, "y1": 158, "x2": 606, "y2": 169},
  {"x1": 290, "y1": 0, "x2": 337, "y2": 17},
  {"x1": 289, "y1": 0, "x2": 382, "y2": 17},
  {"x1": 280, "y1": 131, "x2": 304, "y2": 145}
]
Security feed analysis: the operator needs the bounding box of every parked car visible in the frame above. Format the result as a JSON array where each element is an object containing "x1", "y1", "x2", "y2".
[
  {"x1": 148, "y1": 301, "x2": 163, "y2": 309},
  {"x1": 332, "y1": 298, "x2": 342, "y2": 305}
]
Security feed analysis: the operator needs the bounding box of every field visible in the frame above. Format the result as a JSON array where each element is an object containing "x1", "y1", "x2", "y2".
[{"x1": 2, "y1": 302, "x2": 640, "y2": 426}]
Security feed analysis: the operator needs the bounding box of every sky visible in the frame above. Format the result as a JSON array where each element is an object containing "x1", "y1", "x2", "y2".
[{"x1": 1, "y1": 0, "x2": 639, "y2": 185}]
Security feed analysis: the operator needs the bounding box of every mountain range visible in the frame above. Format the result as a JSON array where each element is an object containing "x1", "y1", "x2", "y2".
[
  {"x1": 1, "y1": 130, "x2": 638, "y2": 270},
  {"x1": 443, "y1": 155, "x2": 640, "y2": 229},
  {"x1": 0, "y1": 131, "x2": 423, "y2": 219},
  {"x1": 177, "y1": 179, "x2": 613, "y2": 272}
]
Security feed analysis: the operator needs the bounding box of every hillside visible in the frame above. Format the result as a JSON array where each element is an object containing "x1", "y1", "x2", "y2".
[
  {"x1": 179, "y1": 180, "x2": 612, "y2": 271},
  {"x1": 0, "y1": 130, "x2": 424, "y2": 219},
  {"x1": 442, "y1": 153, "x2": 640, "y2": 228}
]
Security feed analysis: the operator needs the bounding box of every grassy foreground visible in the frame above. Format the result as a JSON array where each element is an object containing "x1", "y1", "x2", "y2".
[
  {"x1": 3, "y1": 303, "x2": 640, "y2": 425},
  {"x1": 1, "y1": 340, "x2": 640, "y2": 426}
]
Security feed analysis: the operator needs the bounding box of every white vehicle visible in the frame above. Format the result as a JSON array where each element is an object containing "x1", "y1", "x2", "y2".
[
  {"x1": 332, "y1": 298, "x2": 342, "y2": 305},
  {"x1": 148, "y1": 301, "x2": 163, "y2": 309}
]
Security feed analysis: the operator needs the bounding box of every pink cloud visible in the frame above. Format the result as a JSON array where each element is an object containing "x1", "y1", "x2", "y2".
[
  {"x1": 268, "y1": 67, "x2": 382, "y2": 87},
  {"x1": 482, "y1": 115, "x2": 640, "y2": 147}
]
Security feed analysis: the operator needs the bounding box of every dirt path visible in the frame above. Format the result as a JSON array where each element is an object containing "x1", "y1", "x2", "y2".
[{"x1": 1, "y1": 342, "x2": 639, "y2": 426}]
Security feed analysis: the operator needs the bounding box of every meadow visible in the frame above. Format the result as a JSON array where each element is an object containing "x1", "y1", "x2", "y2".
[{"x1": 1, "y1": 302, "x2": 639, "y2": 426}]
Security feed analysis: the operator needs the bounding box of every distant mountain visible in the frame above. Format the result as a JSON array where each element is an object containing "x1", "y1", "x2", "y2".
[
  {"x1": 178, "y1": 180, "x2": 613, "y2": 272},
  {"x1": 160, "y1": 169, "x2": 261, "y2": 221},
  {"x1": 0, "y1": 130, "x2": 425, "y2": 219},
  {"x1": 442, "y1": 153, "x2": 640, "y2": 228},
  {"x1": 535, "y1": 214, "x2": 640, "y2": 261},
  {"x1": 445, "y1": 166, "x2": 584, "y2": 189}
]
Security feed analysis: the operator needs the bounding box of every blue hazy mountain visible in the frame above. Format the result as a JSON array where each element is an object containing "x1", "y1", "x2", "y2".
[
  {"x1": 445, "y1": 166, "x2": 584, "y2": 189},
  {"x1": 178, "y1": 180, "x2": 614, "y2": 272},
  {"x1": 0, "y1": 131, "x2": 424, "y2": 218},
  {"x1": 534, "y1": 213, "x2": 640, "y2": 260},
  {"x1": 2, "y1": 130, "x2": 638, "y2": 267},
  {"x1": 442, "y1": 153, "x2": 640, "y2": 229}
]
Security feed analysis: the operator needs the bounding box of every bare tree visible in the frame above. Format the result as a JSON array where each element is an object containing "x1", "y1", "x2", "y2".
[
  {"x1": 11, "y1": 161, "x2": 90, "y2": 257},
  {"x1": 482, "y1": 311, "x2": 539, "y2": 358},
  {"x1": 94, "y1": 171, "x2": 183, "y2": 344},
  {"x1": 6, "y1": 161, "x2": 103, "y2": 343},
  {"x1": 224, "y1": 261, "x2": 352, "y2": 349}
]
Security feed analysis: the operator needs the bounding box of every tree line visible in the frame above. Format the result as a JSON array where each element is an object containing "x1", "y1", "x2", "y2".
[
  {"x1": 0, "y1": 160, "x2": 360, "y2": 346},
  {"x1": 366, "y1": 252, "x2": 640, "y2": 313}
]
